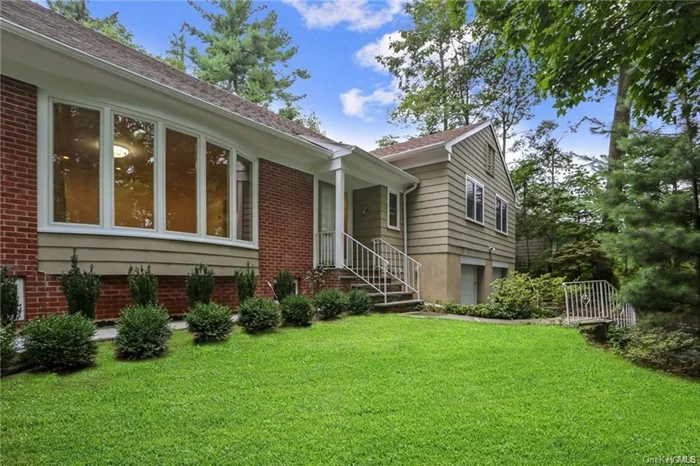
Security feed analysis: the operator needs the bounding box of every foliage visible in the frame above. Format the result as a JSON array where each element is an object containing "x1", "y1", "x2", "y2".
[
  {"x1": 280, "y1": 294, "x2": 315, "y2": 327},
  {"x1": 490, "y1": 272, "x2": 566, "y2": 316},
  {"x1": 313, "y1": 288, "x2": 347, "y2": 320},
  {"x1": 115, "y1": 305, "x2": 172, "y2": 360},
  {"x1": 233, "y1": 265, "x2": 257, "y2": 303},
  {"x1": 186, "y1": 0, "x2": 310, "y2": 109},
  {"x1": 186, "y1": 302, "x2": 234, "y2": 342},
  {"x1": 162, "y1": 27, "x2": 188, "y2": 71},
  {"x1": 436, "y1": 301, "x2": 560, "y2": 320},
  {"x1": 599, "y1": 129, "x2": 700, "y2": 313},
  {"x1": 273, "y1": 269, "x2": 296, "y2": 302},
  {"x1": 60, "y1": 250, "x2": 101, "y2": 319},
  {"x1": 237, "y1": 297, "x2": 280, "y2": 333},
  {"x1": 127, "y1": 265, "x2": 158, "y2": 306},
  {"x1": 186, "y1": 264, "x2": 215, "y2": 307},
  {"x1": 0, "y1": 266, "x2": 21, "y2": 327},
  {"x1": 547, "y1": 239, "x2": 614, "y2": 283},
  {"x1": 21, "y1": 314, "x2": 97, "y2": 372},
  {"x1": 303, "y1": 266, "x2": 326, "y2": 296},
  {"x1": 278, "y1": 105, "x2": 325, "y2": 135},
  {"x1": 376, "y1": 134, "x2": 403, "y2": 148},
  {"x1": 0, "y1": 325, "x2": 16, "y2": 371},
  {"x1": 347, "y1": 289, "x2": 373, "y2": 315}
]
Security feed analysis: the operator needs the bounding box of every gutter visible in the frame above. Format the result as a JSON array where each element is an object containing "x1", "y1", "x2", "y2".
[
  {"x1": 403, "y1": 182, "x2": 419, "y2": 253},
  {"x1": 0, "y1": 19, "x2": 332, "y2": 160}
]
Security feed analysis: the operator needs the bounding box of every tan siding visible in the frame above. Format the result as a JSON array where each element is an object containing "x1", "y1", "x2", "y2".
[
  {"x1": 352, "y1": 186, "x2": 404, "y2": 252},
  {"x1": 38, "y1": 233, "x2": 259, "y2": 275},
  {"x1": 405, "y1": 161, "x2": 450, "y2": 256}
]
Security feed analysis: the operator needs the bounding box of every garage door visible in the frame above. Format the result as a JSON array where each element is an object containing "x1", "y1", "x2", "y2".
[{"x1": 460, "y1": 265, "x2": 477, "y2": 305}]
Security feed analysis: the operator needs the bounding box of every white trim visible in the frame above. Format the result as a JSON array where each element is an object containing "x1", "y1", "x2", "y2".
[
  {"x1": 312, "y1": 175, "x2": 318, "y2": 266},
  {"x1": 379, "y1": 141, "x2": 444, "y2": 161},
  {"x1": 465, "y1": 175, "x2": 485, "y2": 226},
  {"x1": 445, "y1": 122, "x2": 492, "y2": 153},
  {"x1": 16, "y1": 277, "x2": 26, "y2": 321},
  {"x1": 461, "y1": 257, "x2": 486, "y2": 266},
  {"x1": 495, "y1": 194, "x2": 509, "y2": 235},
  {"x1": 493, "y1": 261, "x2": 510, "y2": 269},
  {"x1": 387, "y1": 189, "x2": 400, "y2": 231}
]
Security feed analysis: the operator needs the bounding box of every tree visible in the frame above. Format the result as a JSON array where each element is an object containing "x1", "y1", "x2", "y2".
[
  {"x1": 186, "y1": 0, "x2": 310, "y2": 109},
  {"x1": 48, "y1": 0, "x2": 145, "y2": 52},
  {"x1": 599, "y1": 127, "x2": 700, "y2": 316},
  {"x1": 376, "y1": 135, "x2": 403, "y2": 148},
  {"x1": 277, "y1": 105, "x2": 325, "y2": 135},
  {"x1": 162, "y1": 27, "x2": 188, "y2": 72}
]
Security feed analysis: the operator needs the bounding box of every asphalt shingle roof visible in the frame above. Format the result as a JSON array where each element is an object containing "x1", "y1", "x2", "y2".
[
  {"x1": 1, "y1": 0, "x2": 331, "y2": 143},
  {"x1": 372, "y1": 123, "x2": 484, "y2": 157}
]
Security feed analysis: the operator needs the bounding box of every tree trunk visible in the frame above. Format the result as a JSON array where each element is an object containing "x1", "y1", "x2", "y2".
[
  {"x1": 502, "y1": 128, "x2": 507, "y2": 156},
  {"x1": 608, "y1": 66, "x2": 631, "y2": 162}
]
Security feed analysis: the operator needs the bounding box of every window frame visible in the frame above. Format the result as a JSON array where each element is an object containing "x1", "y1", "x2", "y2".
[
  {"x1": 465, "y1": 175, "x2": 485, "y2": 225},
  {"x1": 39, "y1": 93, "x2": 259, "y2": 249},
  {"x1": 387, "y1": 190, "x2": 400, "y2": 231},
  {"x1": 495, "y1": 194, "x2": 508, "y2": 235}
]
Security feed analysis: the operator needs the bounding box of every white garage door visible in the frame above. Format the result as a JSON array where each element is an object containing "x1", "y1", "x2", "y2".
[{"x1": 460, "y1": 265, "x2": 478, "y2": 305}]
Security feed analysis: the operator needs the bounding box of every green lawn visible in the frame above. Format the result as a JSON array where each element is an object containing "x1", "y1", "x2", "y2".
[{"x1": 2, "y1": 315, "x2": 698, "y2": 465}]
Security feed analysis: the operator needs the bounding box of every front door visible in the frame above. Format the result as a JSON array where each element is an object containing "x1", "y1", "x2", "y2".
[{"x1": 460, "y1": 265, "x2": 477, "y2": 305}]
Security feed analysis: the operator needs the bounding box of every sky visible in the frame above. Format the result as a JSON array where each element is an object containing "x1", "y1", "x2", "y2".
[{"x1": 43, "y1": 0, "x2": 617, "y2": 164}]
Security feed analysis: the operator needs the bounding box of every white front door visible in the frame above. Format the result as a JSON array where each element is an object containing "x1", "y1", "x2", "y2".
[{"x1": 460, "y1": 265, "x2": 478, "y2": 305}]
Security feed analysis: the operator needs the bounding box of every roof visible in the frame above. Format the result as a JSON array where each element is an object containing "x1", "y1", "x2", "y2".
[
  {"x1": 0, "y1": 0, "x2": 331, "y2": 143},
  {"x1": 372, "y1": 123, "x2": 484, "y2": 157}
]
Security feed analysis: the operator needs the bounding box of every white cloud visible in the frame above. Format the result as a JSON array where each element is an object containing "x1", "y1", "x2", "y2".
[
  {"x1": 340, "y1": 83, "x2": 400, "y2": 121},
  {"x1": 282, "y1": 0, "x2": 403, "y2": 32},
  {"x1": 353, "y1": 31, "x2": 402, "y2": 72}
]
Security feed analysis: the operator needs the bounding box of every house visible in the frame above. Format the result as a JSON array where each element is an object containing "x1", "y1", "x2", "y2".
[{"x1": 0, "y1": 0, "x2": 515, "y2": 322}]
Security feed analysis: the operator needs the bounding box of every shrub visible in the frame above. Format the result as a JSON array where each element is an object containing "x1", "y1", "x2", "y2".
[
  {"x1": 233, "y1": 265, "x2": 257, "y2": 303},
  {"x1": 347, "y1": 289, "x2": 373, "y2": 315},
  {"x1": 21, "y1": 314, "x2": 97, "y2": 372},
  {"x1": 186, "y1": 302, "x2": 234, "y2": 342},
  {"x1": 115, "y1": 305, "x2": 172, "y2": 360},
  {"x1": 304, "y1": 266, "x2": 326, "y2": 295},
  {"x1": 314, "y1": 288, "x2": 347, "y2": 320},
  {"x1": 274, "y1": 269, "x2": 296, "y2": 302},
  {"x1": 238, "y1": 297, "x2": 280, "y2": 333},
  {"x1": 60, "y1": 250, "x2": 101, "y2": 319},
  {"x1": 491, "y1": 272, "x2": 565, "y2": 317},
  {"x1": 0, "y1": 324, "x2": 16, "y2": 371},
  {"x1": 186, "y1": 264, "x2": 215, "y2": 307},
  {"x1": 127, "y1": 265, "x2": 158, "y2": 305},
  {"x1": 280, "y1": 295, "x2": 315, "y2": 326},
  {"x1": 0, "y1": 266, "x2": 21, "y2": 327}
]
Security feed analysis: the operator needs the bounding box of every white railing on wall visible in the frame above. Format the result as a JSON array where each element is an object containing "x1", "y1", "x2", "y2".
[
  {"x1": 345, "y1": 233, "x2": 388, "y2": 301},
  {"x1": 372, "y1": 238, "x2": 421, "y2": 299},
  {"x1": 316, "y1": 231, "x2": 335, "y2": 267},
  {"x1": 562, "y1": 280, "x2": 636, "y2": 327}
]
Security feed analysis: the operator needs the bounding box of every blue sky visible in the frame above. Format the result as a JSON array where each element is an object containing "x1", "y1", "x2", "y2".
[{"x1": 48, "y1": 0, "x2": 616, "y2": 162}]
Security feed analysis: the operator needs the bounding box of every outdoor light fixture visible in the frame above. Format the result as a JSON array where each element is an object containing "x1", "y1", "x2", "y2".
[{"x1": 113, "y1": 145, "x2": 129, "y2": 158}]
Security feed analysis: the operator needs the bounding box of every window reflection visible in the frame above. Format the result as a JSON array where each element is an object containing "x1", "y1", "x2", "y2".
[
  {"x1": 206, "y1": 142, "x2": 229, "y2": 237},
  {"x1": 166, "y1": 129, "x2": 197, "y2": 233},
  {"x1": 236, "y1": 156, "x2": 252, "y2": 241}
]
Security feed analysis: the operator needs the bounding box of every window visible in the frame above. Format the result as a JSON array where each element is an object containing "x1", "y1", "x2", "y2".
[
  {"x1": 236, "y1": 155, "x2": 253, "y2": 242},
  {"x1": 388, "y1": 191, "x2": 400, "y2": 230},
  {"x1": 45, "y1": 97, "x2": 257, "y2": 247},
  {"x1": 52, "y1": 103, "x2": 101, "y2": 224},
  {"x1": 495, "y1": 196, "x2": 508, "y2": 234},
  {"x1": 113, "y1": 114, "x2": 155, "y2": 229},
  {"x1": 486, "y1": 144, "x2": 496, "y2": 177},
  {"x1": 466, "y1": 176, "x2": 484, "y2": 224}
]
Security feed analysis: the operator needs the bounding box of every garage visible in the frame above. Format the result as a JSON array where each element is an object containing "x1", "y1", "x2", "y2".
[{"x1": 460, "y1": 264, "x2": 478, "y2": 305}]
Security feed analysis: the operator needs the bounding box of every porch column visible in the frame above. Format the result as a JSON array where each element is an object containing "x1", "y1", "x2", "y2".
[{"x1": 334, "y1": 168, "x2": 345, "y2": 269}]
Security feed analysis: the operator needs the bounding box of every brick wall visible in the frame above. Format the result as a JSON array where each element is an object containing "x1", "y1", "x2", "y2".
[{"x1": 256, "y1": 158, "x2": 314, "y2": 297}]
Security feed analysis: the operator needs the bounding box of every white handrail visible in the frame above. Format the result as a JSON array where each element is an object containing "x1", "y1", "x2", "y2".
[
  {"x1": 316, "y1": 231, "x2": 335, "y2": 267},
  {"x1": 372, "y1": 238, "x2": 421, "y2": 299},
  {"x1": 562, "y1": 280, "x2": 636, "y2": 327},
  {"x1": 345, "y1": 233, "x2": 388, "y2": 302}
]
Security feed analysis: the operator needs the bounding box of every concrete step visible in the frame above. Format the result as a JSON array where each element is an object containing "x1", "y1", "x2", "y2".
[
  {"x1": 374, "y1": 299, "x2": 424, "y2": 314},
  {"x1": 351, "y1": 282, "x2": 406, "y2": 293},
  {"x1": 368, "y1": 291, "x2": 416, "y2": 304}
]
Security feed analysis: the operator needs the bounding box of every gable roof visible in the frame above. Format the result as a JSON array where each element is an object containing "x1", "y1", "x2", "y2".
[
  {"x1": 0, "y1": 0, "x2": 331, "y2": 143},
  {"x1": 372, "y1": 123, "x2": 484, "y2": 157}
]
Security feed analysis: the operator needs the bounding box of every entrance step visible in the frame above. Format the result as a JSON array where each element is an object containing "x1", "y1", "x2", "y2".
[
  {"x1": 374, "y1": 299, "x2": 424, "y2": 314},
  {"x1": 351, "y1": 282, "x2": 405, "y2": 293},
  {"x1": 368, "y1": 291, "x2": 416, "y2": 304}
]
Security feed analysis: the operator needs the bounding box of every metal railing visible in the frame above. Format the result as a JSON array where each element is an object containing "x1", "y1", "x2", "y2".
[
  {"x1": 316, "y1": 231, "x2": 335, "y2": 267},
  {"x1": 345, "y1": 233, "x2": 388, "y2": 301},
  {"x1": 562, "y1": 280, "x2": 636, "y2": 327},
  {"x1": 372, "y1": 238, "x2": 421, "y2": 299}
]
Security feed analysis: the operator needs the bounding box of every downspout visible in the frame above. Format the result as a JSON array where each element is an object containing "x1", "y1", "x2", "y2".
[{"x1": 403, "y1": 182, "x2": 419, "y2": 253}]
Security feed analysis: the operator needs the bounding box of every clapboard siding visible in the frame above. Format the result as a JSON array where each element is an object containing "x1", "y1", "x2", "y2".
[
  {"x1": 38, "y1": 233, "x2": 259, "y2": 275},
  {"x1": 406, "y1": 161, "x2": 451, "y2": 256},
  {"x1": 352, "y1": 186, "x2": 404, "y2": 252}
]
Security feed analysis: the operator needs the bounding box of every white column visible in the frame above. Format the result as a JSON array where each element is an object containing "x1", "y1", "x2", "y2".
[{"x1": 334, "y1": 168, "x2": 345, "y2": 269}]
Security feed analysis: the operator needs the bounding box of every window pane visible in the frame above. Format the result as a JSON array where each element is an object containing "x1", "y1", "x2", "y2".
[
  {"x1": 389, "y1": 192, "x2": 398, "y2": 227},
  {"x1": 113, "y1": 115, "x2": 155, "y2": 229},
  {"x1": 166, "y1": 129, "x2": 197, "y2": 233},
  {"x1": 496, "y1": 199, "x2": 502, "y2": 232},
  {"x1": 502, "y1": 202, "x2": 508, "y2": 233},
  {"x1": 53, "y1": 103, "x2": 100, "y2": 224},
  {"x1": 206, "y1": 142, "x2": 230, "y2": 237},
  {"x1": 466, "y1": 180, "x2": 475, "y2": 220},
  {"x1": 236, "y1": 156, "x2": 253, "y2": 241},
  {"x1": 475, "y1": 185, "x2": 483, "y2": 223}
]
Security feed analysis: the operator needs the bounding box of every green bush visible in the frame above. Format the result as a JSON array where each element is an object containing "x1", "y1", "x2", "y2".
[
  {"x1": 314, "y1": 288, "x2": 348, "y2": 320},
  {"x1": 234, "y1": 264, "x2": 257, "y2": 303},
  {"x1": 434, "y1": 301, "x2": 560, "y2": 320},
  {"x1": 186, "y1": 264, "x2": 215, "y2": 307},
  {"x1": 238, "y1": 297, "x2": 280, "y2": 333},
  {"x1": 21, "y1": 314, "x2": 97, "y2": 372},
  {"x1": 127, "y1": 265, "x2": 158, "y2": 305},
  {"x1": 186, "y1": 302, "x2": 234, "y2": 342},
  {"x1": 280, "y1": 294, "x2": 315, "y2": 326},
  {"x1": 491, "y1": 272, "x2": 565, "y2": 317},
  {"x1": 60, "y1": 250, "x2": 101, "y2": 319},
  {"x1": 347, "y1": 289, "x2": 373, "y2": 315},
  {"x1": 0, "y1": 324, "x2": 16, "y2": 371},
  {"x1": 274, "y1": 269, "x2": 296, "y2": 302},
  {"x1": 115, "y1": 305, "x2": 172, "y2": 360},
  {"x1": 0, "y1": 266, "x2": 21, "y2": 327}
]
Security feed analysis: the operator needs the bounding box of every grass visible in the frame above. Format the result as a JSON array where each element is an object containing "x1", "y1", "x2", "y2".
[{"x1": 2, "y1": 315, "x2": 698, "y2": 465}]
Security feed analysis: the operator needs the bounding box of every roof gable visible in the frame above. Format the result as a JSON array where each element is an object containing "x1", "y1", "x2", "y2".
[{"x1": 372, "y1": 123, "x2": 484, "y2": 158}]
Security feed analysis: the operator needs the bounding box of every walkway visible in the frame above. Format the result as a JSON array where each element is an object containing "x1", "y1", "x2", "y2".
[
  {"x1": 94, "y1": 320, "x2": 188, "y2": 341},
  {"x1": 402, "y1": 311, "x2": 564, "y2": 326}
]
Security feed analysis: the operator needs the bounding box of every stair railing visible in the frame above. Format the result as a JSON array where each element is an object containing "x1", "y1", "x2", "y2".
[
  {"x1": 562, "y1": 280, "x2": 636, "y2": 327},
  {"x1": 345, "y1": 233, "x2": 388, "y2": 302},
  {"x1": 372, "y1": 238, "x2": 421, "y2": 299}
]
